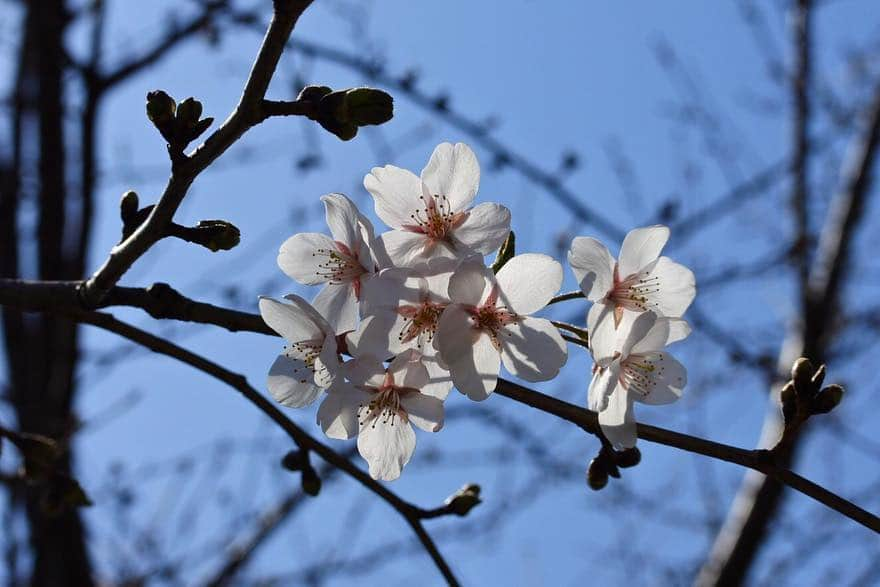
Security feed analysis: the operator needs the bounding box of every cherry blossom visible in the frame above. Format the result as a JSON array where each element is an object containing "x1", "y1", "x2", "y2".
[
  {"x1": 347, "y1": 258, "x2": 457, "y2": 399},
  {"x1": 567, "y1": 225, "x2": 695, "y2": 363},
  {"x1": 316, "y1": 350, "x2": 444, "y2": 480},
  {"x1": 258, "y1": 295, "x2": 341, "y2": 409},
  {"x1": 364, "y1": 142, "x2": 511, "y2": 267},
  {"x1": 435, "y1": 254, "x2": 568, "y2": 401},
  {"x1": 277, "y1": 193, "x2": 377, "y2": 333},
  {"x1": 588, "y1": 310, "x2": 689, "y2": 449}
]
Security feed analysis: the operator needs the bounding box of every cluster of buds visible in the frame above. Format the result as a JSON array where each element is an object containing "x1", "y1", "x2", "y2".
[
  {"x1": 295, "y1": 85, "x2": 394, "y2": 141},
  {"x1": 146, "y1": 91, "x2": 214, "y2": 154},
  {"x1": 586, "y1": 445, "x2": 641, "y2": 491},
  {"x1": 780, "y1": 357, "x2": 845, "y2": 427}
]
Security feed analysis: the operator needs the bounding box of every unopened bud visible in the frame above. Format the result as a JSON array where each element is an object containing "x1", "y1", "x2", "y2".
[
  {"x1": 281, "y1": 450, "x2": 305, "y2": 471},
  {"x1": 615, "y1": 447, "x2": 641, "y2": 468},
  {"x1": 192, "y1": 220, "x2": 241, "y2": 252},
  {"x1": 175, "y1": 97, "x2": 203, "y2": 126},
  {"x1": 444, "y1": 483, "x2": 482, "y2": 516},
  {"x1": 301, "y1": 467, "x2": 322, "y2": 496},
  {"x1": 11, "y1": 433, "x2": 60, "y2": 481},
  {"x1": 791, "y1": 357, "x2": 816, "y2": 398},
  {"x1": 119, "y1": 191, "x2": 139, "y2": 225},
  {"x1": 296, "y1": 85, "x2": 332, "y2": 103},
  {"x1": 587, "y1": 457, "x2": 608, "y2": 490},
  {"x1": 780, "y1": 381, "x2": 798, "y2": 423},
  {"x1": 812, "y1": 384, "x2": 844, "y2": 414},
  {"x1": 146, "y1": 90, "x2": 176, "y2": 125},
  {"x1": 811, "y1": 364, "x2": 826, "y2": 389},
  {"x1": 339, "y1": 88, "x2": 394, "y2": 126}
]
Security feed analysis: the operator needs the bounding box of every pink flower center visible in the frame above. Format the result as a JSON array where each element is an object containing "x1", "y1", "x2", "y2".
[
  {"x1": 467, "y1": 285, "x2": 518, "y2": 350},
  {"x1": 403, "y1": 194, "x2": 467, "y2": 242},
  {"x1": 605, "y1": 265, "x2": 661, "y2": 326},
  {"x1": 397, "y1": 301, "x2": 446, "y2": 347},
  {"x1": 618, "y1": 353, "x2": 664, "y2": 398},
  {"x1": 358, "y1": 373, "x2": 418, "y2": 428},
  {"x1": 313, "y1": 241, "x2": 366, "y2": 288}
]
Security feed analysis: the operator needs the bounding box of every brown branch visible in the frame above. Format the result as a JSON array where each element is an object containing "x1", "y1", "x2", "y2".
[
  {"x1": 791, "y1": 0, "x2": 812, "y2": 293},
  {"x1": 1, "y1": 278, "x2": 876, "y2": 535},
  {"x1": 698, "y1": 78, "x2": 880, "y2": 586},
  {"x1": 79, "y1": 0, "x2": 315, "y2": 307},
  {"x1": 62, "y1": 308, "x2": 461, "y2": 586}
]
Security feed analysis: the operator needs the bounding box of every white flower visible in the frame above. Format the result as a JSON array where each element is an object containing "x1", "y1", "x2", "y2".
[
  {"x1": 277, "y1": 193, "x2": 377, "y2": 333},
  {"x1": 567, "y1": 225, "x2": 695, "y2": 363},
  {"x1": 347, "y1": 258, "x2": 457, "y2": 399},
  {"x1": 258, "y1": 295, "x2": 341, "y2": 408},
  {"x1": 588, "y1": 310, "x2": 689, "y2": 449},
  {"x1": 317, "y1": 350, "x2": 444, "y2": 481},
  {"x1": 434, "y1": 254, "x2": 568, "y2": 401},
  {"x1": 364, "y1": 142, "x2": 511, "y2": 267}
]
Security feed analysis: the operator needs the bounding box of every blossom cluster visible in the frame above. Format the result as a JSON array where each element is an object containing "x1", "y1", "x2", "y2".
[{"x1": 259, "y1": 142, "x2": 696, "y2": 480}]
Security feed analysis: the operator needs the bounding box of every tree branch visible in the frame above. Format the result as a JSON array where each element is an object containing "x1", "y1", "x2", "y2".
[
  {"x1": 1, "y1": 278, "x2": 876, "y2": 535},
  {"x1": 79, "y1": 0, "x2": 315, "y2": 307}
]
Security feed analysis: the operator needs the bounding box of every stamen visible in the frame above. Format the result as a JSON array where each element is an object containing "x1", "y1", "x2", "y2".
[{"x1": 311, "y1": 241, "x2": 365, "y2": 285}]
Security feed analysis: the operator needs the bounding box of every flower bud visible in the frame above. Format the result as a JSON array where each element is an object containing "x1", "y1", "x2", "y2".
[
  {"x1": 338, "y1": 88, "x2": 394, "y2": 126},
  {"x1": 615, "y1": 447, "x2": 641, "y2": 468},
  {"x1": 780, "y1": 380, "x2": 798, "y2": 423},
  {"x1": 444, "y1": 483, "x2": 482, "y2": 516},
  {"x1": 281, "y1": 450, "x2": 305, "y2": 471},
  {"x1": 812, "y1": 384, "x2": 844, "y2": 414},
  {"x1": 146, "y1": 90, "x2": 176, "y2": 125},
  {"x1": 301, "y1": 467, "x2": 322, "y2": 496},
  {"x1": 791, "y1": 357, "x2": 816, "y2": 398},
  {"x1": 11, "y1": 432, "x2": 60, "y2": 481},
  {"x1": 296, "y1": 85, "x2": 332, "y2": 103},
  {"x1": 119, "y1": 191, "x2": 139, "y2": 225},
  {"x1": 191, "y1": 220, "x2": 241, "y2": 252},
  {"x1": 587, "y1": 457, "x2": 608, "y2": 490},
  {"x1": 175, "y1": 97, "x2": 203, "y2": 126}
]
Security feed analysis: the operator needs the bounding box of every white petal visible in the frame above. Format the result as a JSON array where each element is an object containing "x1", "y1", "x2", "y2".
[
  {"x1": 312, "y1": 283, "x2": 359, "y2": 334},
  {"x1": 630, "y1": 316, "x2": 691, "y2": 354},
  {"x1": 420, "y1": 348, "x2": 454, "y2": 400},
  {"x1": 420, "y1": 142, "x2": 480, "y2": 211},
  {"x1": 364, "y1": 165, "x2": 422, "y2": 229},
  {"x1": 317, "y1": 382, "x2": 367, "y2": 440},
  {"x1": 588, "y1": 362, "x2": 620, "y2": 412},
  {"x1": 450, "y1": 202, "x2": 511, "y2": 256},
  {"x1": 619, "y1": 310, "x2": 659, "y2": 360},
  {"x1": 435, "y1": 304, "x2": 499, "y2": 400},
  {"x1": 587, "y1": 301, "x2": 617, "y2": 366},
  {"x1": 495, "y1": 254, "x2": 562, "y2": 315},
  {"x1": 343, "y1": 355, "x2": 387, "y2": 387},
  {"x1": 313, "y1": 336, "x2": 339, "y2": 389},
  {"x1": 386, "y1": 349, "x2": 429, "y2": 389},
  {"x1": 499, "y1": 316, "x2": 567, "y2": 382},
  {"x1": 258, "y1": 296, "x2": 324, "y2": 343},
  {"x1": 277, "y1": 232, "x2": 337, "y2": 285},
  {"x1": 624, "y1": 351, "x2": 686, "y2": 405},
  {"x1": 447, "y1": 259, "x2": 491, "y2": 306},
  {"x1": 617, "y1": 225, "x2": 670, "y2": 278},
  {"x1": 401, "y1": 393, "x2": 445, "y2": 432},
  {"x1": 640, "y1": 256, "x2": 696, "y2": 317},
  {"x1": 376, "y1": 230, "x2": 430, "y2": 268},
  {"x1": 321, "y1": 193, "x2": 371, "y2": 253},
  {"x1": 346, "y1": 313, "x2": 399, "y2": 358},
  {"x1": 358, "y1": 417, "x2": 416, "y2": 481},
  {"x1": 599, "y1": 386, "x2": 637, "y2": 450},
  {"x1": 568, "y1": 237, "x2": 615, "y2": 302},
  {"x1": 267, "y1": 354, "x2": 323, "y2": 408}
]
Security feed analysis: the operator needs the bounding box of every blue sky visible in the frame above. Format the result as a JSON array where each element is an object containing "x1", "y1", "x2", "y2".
[{"x1": 3, "y1": 0, "x2": 880, "y2": 584}]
